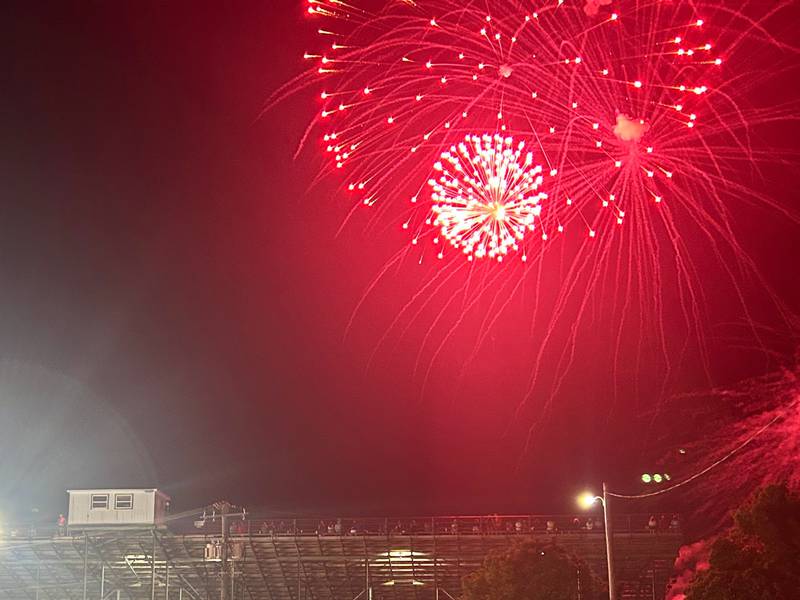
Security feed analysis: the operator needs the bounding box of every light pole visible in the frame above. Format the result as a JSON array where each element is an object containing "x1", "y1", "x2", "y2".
[{"x1": 578, "y1": 483, "x2": 616, "y2": 600}]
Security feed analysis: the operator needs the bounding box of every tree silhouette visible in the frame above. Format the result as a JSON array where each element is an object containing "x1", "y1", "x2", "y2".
[
  {"x1": 462, "y1": 540, "x2": 601, "y2": 600},
  {"x1": 687, "y1": 483, "x2": 800, "y2": 600}
]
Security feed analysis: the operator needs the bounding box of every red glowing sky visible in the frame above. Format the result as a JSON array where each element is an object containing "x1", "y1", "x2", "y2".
[{"x1": 1, "y1": 1, "x2": 799, "y2": 518}]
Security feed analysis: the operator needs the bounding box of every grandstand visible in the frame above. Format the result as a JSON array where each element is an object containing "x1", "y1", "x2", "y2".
[{"x1": 0, "y1": 513, "x2": 680, "y2": 600}]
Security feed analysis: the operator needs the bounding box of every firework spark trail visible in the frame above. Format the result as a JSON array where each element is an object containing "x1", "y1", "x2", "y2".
[
  {"x1": 272, "y1": 0, "x2": 800, "y2": 419},
  {"x1": 304, "y1": 0, "x2": 735, "y2": 244},
  {"x1": 655, "y1": 352, "x2": 800, "y2": 531},
  {"x1": 366, "y1": 255, "x2": 468, "y2": 367}
]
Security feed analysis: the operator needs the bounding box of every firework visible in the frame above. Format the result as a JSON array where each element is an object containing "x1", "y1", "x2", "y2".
[
  {"x1": 276, "y1": 0, "x2": 798, "y2": 403},
  {"x1": 429, "y1": 134, "x2": 547, "y2": 262},
  {"x1": 653, "y1": 353, "x2": 800, "y2": 533},
  {"x1": 301, "y1": 0, "x2": 738, "y2": 256}
]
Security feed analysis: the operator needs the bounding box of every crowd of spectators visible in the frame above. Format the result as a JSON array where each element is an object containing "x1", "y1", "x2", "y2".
[
  {"x1": 2, "y1": 512, "x2": 679, "y2": 539},
  {"x1": 238, "y1": 513, "x2": 680, "y2": 537}
]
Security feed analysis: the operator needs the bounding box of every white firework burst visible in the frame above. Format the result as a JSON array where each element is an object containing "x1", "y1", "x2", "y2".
[{"x1": 428, "y1": 134, "x2": 547, "y2": 262}]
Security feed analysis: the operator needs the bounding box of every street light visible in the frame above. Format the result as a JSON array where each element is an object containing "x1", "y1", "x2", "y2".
[
  {"x1": 577, "y1": 492, "x2": 597, "y2": 510},
  {"x1": 577, "y1": 483, "x2": 616, "y2": 600}
]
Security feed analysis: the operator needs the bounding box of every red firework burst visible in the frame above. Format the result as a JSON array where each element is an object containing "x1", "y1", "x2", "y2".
[
  {"x1": 270, "y1": 0, "x2": 799, "y2": 406},
  {"x1": 301, "y1": 0, "x2": 768, "y2": 254},
  {"x1": 660, "y1": 354, "x2": 800, "y2": 532}
]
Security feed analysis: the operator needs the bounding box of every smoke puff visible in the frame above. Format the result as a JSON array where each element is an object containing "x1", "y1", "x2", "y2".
[
  {"x1": 666, "y1": 540, "x2": 712, "y2": 600},
  {"x1": 584, "y1": 0, "x2": 612, "y2": 17},
  {"x1": 613, "y1": 114, "x2": 650, "y2": 142}
]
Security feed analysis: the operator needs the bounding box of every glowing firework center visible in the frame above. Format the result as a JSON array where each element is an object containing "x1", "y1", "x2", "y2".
[{"x1": 429, "y1": 134, "x2": 546, "y2": 262}]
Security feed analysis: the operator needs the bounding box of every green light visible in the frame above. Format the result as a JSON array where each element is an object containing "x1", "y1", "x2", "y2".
[
  {"x1": 653, "y1": 474, "x2": 663, "y2": 483},
  {"x1": 641, "y1": 473, "x2": 652, "y2": 483}
]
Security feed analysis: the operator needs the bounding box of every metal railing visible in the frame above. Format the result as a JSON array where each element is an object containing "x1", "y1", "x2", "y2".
[
  {"x1": 188, "y1": 513, "x2": 682, "y2": 537},
  {"x1": 1, "y1": 513, "x2": 681, "y2": 539}
]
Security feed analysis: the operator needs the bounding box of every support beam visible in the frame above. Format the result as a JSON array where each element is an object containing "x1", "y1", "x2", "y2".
[
  {"x1": 151, "y1": 531, "x2": 157, "y2": 600},
  {"x1": 83, "y1": 535, "x2": 89, "y2": 600}
]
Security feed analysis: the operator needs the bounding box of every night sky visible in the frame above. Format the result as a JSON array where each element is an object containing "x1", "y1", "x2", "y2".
[{"x1": 2, "y1": 1, "x2": 799, "y2": 522}]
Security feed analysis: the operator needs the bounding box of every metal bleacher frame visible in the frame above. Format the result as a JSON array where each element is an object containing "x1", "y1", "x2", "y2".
[{"x1": 0, "y1": 514, "x2": 682, "y2": 600}]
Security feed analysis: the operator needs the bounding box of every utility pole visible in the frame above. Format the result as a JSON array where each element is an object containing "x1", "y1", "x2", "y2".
[
  {"x1": 215, "y1": 503, "x2": 246, "y2": 600},
  {"x1": 602, "y1": 483, "x2": 616, "y2": 600}
]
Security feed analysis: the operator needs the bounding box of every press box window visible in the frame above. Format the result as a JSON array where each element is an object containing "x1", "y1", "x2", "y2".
[
  {"x1": 115, "y1": 494, "x2": 134, "y2": 510},
  {"x1": 91, "y1": 494, "x2": 109, "y2": 509}
]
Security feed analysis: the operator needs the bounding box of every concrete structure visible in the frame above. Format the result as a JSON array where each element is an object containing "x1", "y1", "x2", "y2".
[{"x1": 67, "y1": 489, "x2": 170, "y2": 528}]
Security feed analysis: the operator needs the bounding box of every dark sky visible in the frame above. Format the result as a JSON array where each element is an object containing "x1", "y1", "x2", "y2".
[{"x1": 2, "y1": 1, "x2": 799, "y2": 521}]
